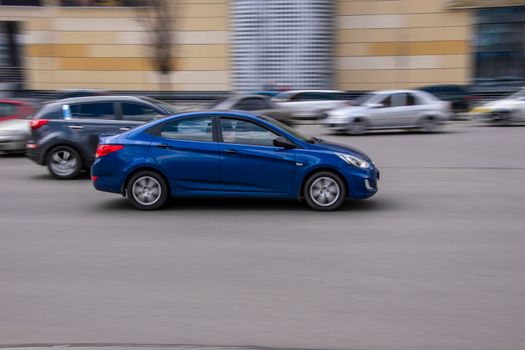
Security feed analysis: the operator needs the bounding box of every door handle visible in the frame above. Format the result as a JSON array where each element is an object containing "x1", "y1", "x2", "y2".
[
  {"x1": 155, "y1": 144, "x2": 173, "y2": 150},
  {"x1": 224, "y1": 149, "x2": 239, "y2": 154},
  {"x1": 68, "y1": 125, "x2": 84, "y2": 130},
  {"x1": 119, "y1": 127, "x2": 131, "y2": 132}
]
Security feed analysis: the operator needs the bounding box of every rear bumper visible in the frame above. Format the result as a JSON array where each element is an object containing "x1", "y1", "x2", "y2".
[{"x1": 0, "y1": 136, "x2": 26, "y2": 152}]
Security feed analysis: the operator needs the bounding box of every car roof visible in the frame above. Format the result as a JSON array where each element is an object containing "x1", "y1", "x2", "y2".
[
  {"x1": 44, "y1": 95, "x2": 152, "y2": 107},
  {"x1": 279, "y1": 90, "x2": 345, "y2": 94},
  {"x1": 371, "y1": 89, "x2": 422, "y2": 94}
]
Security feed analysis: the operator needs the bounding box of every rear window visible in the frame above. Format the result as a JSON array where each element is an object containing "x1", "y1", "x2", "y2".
[
  {"x1": 67, "y1": 102, "x2": 116, "y2": 120},
  {"x1": 34, "y1": 105, "x2": 64, "y2": 120}
]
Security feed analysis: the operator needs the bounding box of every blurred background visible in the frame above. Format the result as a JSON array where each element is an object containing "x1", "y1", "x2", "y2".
[{"x1": 1, "y1": 0, "x2": 525, "y2": 100}]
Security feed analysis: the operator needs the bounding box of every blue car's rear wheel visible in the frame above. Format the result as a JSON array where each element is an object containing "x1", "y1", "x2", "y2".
[
  {"x1": 303, "y1": 171, "x2": 346, "y2": 211},
  {"x1": 127, "y1": 170, "x2": 168, "y2": 210}
]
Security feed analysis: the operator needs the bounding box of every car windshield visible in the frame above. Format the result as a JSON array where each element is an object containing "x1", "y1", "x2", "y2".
[
  {"x1": 259, "y1": 115, "x2": 314, "y2": 143},
  {"x1": 350, "y1": 93, "x2": 376, "y2": 106},
  {"x1": 139, "y1": 97, "x2": 178, "y2": 114},
  {"x1": 507, "y1": 88, "x2": 525, "y2": 100}
]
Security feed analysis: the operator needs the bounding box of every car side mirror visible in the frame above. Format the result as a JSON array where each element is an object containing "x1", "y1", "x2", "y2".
[
  {"x1": 273, "y1": 136, "x2": 296, "y2": 149},
  {"x1": 366, "y1": 103, "x2": 383, "y2": 108}
]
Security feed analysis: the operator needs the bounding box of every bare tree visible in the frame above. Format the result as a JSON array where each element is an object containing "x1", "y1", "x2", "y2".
[{"x1": 138, "y1": 0, "x2": 174, "y2": 90}]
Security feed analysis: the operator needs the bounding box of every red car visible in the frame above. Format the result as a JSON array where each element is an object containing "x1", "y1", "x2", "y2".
[{"x1": 0, "y1": 99, "x2": 34, "y2": 122}]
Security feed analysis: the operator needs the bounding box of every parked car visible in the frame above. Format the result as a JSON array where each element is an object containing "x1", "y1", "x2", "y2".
[
  {"x1": 212, "y1": 94, "x2": 295, "y2": 125},
  {"x1": 91, "y1": 111, "x2": 379, "y2": 211},
  {"x1": 470, "y1": 87, "x2": 525, "y2": 124},
  {"x1": 0, "y1": 118, "x2": 30, "y2": 154},
  {"x1": 0, "y1": 99, "x2": 34, "y2": 122},
  {"x1": 26, "y1": 96, "x2": 177, "y2": 179},
  {"x1": 273, "y1": 90, "x2": 352, "y2": 119},
  {"x1": 324, "y1": 90, "x2": 451, "y2": 134},
  {"x1": 418, "y1": 84, "x2": 477, "y2": 113}
]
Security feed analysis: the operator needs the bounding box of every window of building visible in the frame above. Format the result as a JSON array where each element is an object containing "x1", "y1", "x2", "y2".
[
  {"x1": 59, "y1": 0, "x2": 145, "y2": 6},
  {"x1": 474, "y1": 6, "x2": 525, "y2": 84},
  {"x1": 0, "y1": 0, "x2": 41, "y2": 5}
]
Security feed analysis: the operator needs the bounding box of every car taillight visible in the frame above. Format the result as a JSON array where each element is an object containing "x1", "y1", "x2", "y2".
[
  {"x1": 96, "y1": 144, "x2": 124, "y2": 158},
  {"x1": 29, "y1": 119, "x2": 49, "y2": 130}
]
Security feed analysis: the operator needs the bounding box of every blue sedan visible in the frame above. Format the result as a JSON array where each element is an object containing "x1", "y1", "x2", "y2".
[{"x1": 91, "y1": 111, "x2": 379, "y2": 211}]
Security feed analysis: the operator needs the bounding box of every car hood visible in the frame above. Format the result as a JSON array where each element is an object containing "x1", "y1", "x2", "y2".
[
  {"x1": 310, "y1": 140, "x2": 372, "y2": 161},
  {"x1": 0, "y1": 119, "x2": 29, "y2": 132},
  {"x1": 484, "y1": 99, "x2": 525, "y2": 109}
]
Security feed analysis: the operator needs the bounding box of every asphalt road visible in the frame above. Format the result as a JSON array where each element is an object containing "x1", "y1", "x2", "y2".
[{"x1": 1, "y1": 122, "x2": 525, "y2": 350}]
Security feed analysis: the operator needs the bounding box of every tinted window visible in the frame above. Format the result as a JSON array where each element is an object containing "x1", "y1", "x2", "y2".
[
  {"x1": 220, "y1": 118, "x2": 279, "y2": 147},
  {"x1": 292, "y1": 92, "x2": 331, "y2": 101},
  {"x1": 160, "y1": 116, "x2": 213, "y2": 142},
  {"x1": 35, "y1": 106, "x2": 64, "y2": 119},
  {"x1": 69, "y1": 102, "x2": 115, "y2": 119},
  {"x1": 121, "y1": 102, "x2": 158, "y2": 121},
  {"x1": 234, "y1": 97, "x2": 271, "y2": 111},
  {"x1": 406, "y1": 93, "x2": 418, "y2": 106},
  {"x1": 378, "y1": 95, "x2": 392, "y2": 108},
  {"x1": 0, "y1": 103, "x2": 16, "y2": 117}
]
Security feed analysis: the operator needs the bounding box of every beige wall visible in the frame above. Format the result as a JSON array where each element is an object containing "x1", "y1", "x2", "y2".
[
  {"x1": 2, "y1": 0, "x2": 477, "y2": 91},
  {"x1": 1, "y1": 0, "x2": 230, "y2": 91},
  {"x1": 335, "y1": 0, "x2": 473, "y2": 90}
]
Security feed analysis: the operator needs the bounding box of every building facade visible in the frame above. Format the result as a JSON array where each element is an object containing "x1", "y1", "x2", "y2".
[{"x1": 1, "y1": 0, "x2": 525, "y2": 91}]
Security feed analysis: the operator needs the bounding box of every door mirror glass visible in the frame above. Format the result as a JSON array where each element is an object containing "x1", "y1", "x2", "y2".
[{"x1": 273, "y1": 136, "x2": 296, "y2": 149}]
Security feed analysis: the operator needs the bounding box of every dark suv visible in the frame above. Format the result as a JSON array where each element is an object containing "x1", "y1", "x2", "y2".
[{"x1": 27, "y1": 96, "x2": 177, "y2": 179}]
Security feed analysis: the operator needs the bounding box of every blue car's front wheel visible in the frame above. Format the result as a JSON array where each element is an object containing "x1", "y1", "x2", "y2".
[
  {"x1": 127, "y1": 170, "x2": 169, "y2": 210},
  {"x1": 303, "y1": 171, "x2": 346, "y2": 211}
]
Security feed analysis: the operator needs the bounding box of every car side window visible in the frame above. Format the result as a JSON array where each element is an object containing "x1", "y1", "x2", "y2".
[
  {"x1": 378, "y1": 95, "x2": 393, "y2": 108},
  {"x1": 406, "y1": 93, "x2": 418, "y2": 106},
  {"x1": 69, "y1": 102, "x2": 115, "y2": 120},
  {"x1": 160, "y1": 116, "x2": 213, "y2": 142},
  {"x1": 220, "y1": 118, "x2": 279, "y2": 147},
  {"x1": 0, "y1": 103, "x2": 16, "y2": 117},
  {"x1": 121, "y1": 102, "x2": 158, "y2": 121},
  {"x1": 392, "y1": 93, "x2": 407, "y2": 107}
]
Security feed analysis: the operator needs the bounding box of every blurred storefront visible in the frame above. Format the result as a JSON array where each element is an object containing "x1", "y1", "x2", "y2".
[{"x1": 1, "y1": 0, "x2": 525, "y2": 91}]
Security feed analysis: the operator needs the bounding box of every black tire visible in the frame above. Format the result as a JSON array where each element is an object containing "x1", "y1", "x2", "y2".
[
  {"x1": 418, "y1": 116, "x2": 440, "y2": 133},
  {"x1": 347, "y1": 119, "x2": 368, "y2": 135},
  {"x1": 126, "y1": 170, "x2": 169, "y2": 210},
  {"x1": 47, "y1": 145, "x2": 83, "y2": 179},
  {"x1": 303, "y1": 171, "x2": 347, "y2": 211}
]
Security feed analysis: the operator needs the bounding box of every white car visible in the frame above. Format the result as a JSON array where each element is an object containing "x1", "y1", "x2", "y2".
[
  {"x1": 273, "y1": 90, "x2": 351, "y2": 119},
  {"x1": 471, "y1": 88, "x2": 525, "y2": 124},
  {"x1": 324, "y1": 90, "x2": 451, "y2": 134}
]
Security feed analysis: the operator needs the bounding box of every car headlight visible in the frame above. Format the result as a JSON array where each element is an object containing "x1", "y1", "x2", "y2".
[{"x1": 336, "y1": 153, "x2": 370, "y2": 169}]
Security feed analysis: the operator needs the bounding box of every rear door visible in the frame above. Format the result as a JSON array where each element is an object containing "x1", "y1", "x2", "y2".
[
  {"x1": 149, "y1": 115, "x2": 221, "y2": 193},
  {"x1": 64, "y1": 101, "x2": 123, "y2": 164}
]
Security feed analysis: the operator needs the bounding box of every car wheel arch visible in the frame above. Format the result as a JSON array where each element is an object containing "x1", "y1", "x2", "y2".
[
  {"x1": 44, "y1": 143, "x2": 84, "y2": 168},
  {"x1": 297, "y1": 166, "x2": 349, "y2": 199},
  {"x1": 121, "y1": 166, "x2": 171, "y2": 197}
]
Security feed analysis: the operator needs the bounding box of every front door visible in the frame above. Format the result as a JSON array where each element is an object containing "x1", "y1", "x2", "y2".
[
  {"x1": 217, "y1": 117, "x2": 296, "y2": 194},
  {"x1": 149, "y1": 115, "x2": 221, "y2": 193}
]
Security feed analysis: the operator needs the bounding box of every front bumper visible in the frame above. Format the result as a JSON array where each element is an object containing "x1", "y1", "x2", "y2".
[{"x1": 343, "y1": 166, "x2": 380, "y2": 200}]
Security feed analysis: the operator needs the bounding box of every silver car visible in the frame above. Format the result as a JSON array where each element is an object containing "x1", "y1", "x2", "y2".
[
  {"x1": 273, "y1": 90, "x2": 351, "y2": 120},
  {"x1": 0, "y1": 119, "x2": 30, "y2": 154},
  {"x1": 470, "y1": 88, "x2": 525, "y2": 124},
  {"x1": 324, "y1": 90, "x2": 451, "y2": 134}
]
